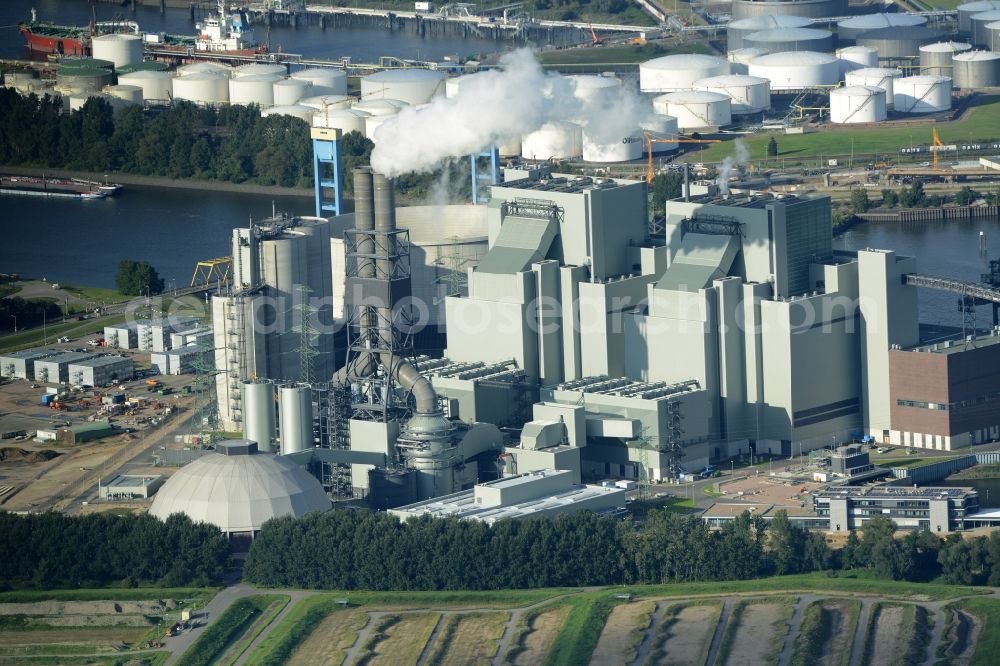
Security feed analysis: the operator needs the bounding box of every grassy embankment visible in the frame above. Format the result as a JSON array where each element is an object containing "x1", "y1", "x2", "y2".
[{"x1": 177, "y1": 595, "x2": 289, "y2": 666}]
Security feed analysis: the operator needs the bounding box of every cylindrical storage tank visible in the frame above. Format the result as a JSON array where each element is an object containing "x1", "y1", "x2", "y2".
[
  {"x1": 727, "y1": 48, "x2": 769, "y2": 75},
  {"x1": 727, "y1": 15, "x2": 812, "y2": 51},
  {"x1": 299, "y1": 94, "x2": 353, "y2": 112},
  {"x1": 116, "y1": 60, "x2": 169, "y2": 75},
  {"x1": 582, "y1": 128, "x2": 644, "y2": 163},
  {"x1": 91, "y1": 34, "x2": 143, "y2": 69},
  {"x1": 856, "y1": 27, "x2": 946, "y2": 60},
  {"x1": 749, "y1": 51, "x2": 840, "y2": 90},
  {"x1": 60, "y1": 57, "x2": 116, "y2": 73},
  {"x1": 641, "y1": 114, "x2": 680, "y2": 153},
  {"x1": 639, "y1": 54, "x2": 730, "y2": 92},
  {"x1": 57, "y1": 67, "x2": 114, "y2": 94},
  {"x1": 365, "y1": 113, "x2": 397, "y2": 141},
  {"x1": 117, "y1": 70, "x2": 173, "y2": 102},
  {"x1": 829, "y1": 85, "x2": 886, "y2": 123},
  {"x1": 261, "y1": 105, "x2": 315, "y2": 123},
  {"x1": 836, "y1": 46, "x2": 879, "y2": 76},
  {"x1": 104, "y1": 84, "x2": 143, "y2": 104},
  {"x1": 694, "y1": 74, "x2": 770, "y2": 114},
  {"x1": 68, "y1": 93, "x2": 96, "y2": 112},
  {"x1": 272, "y1": 77, "x2": 311, "y2": 105},
  {"x1": 920, "y1": 42, "x2": 974, "y2": 77},
  {"x1": 970, "y1": 10, "x2": 1000, "y2": 46},
  {"x1": 279, "y1": 385, "x2": 313, "y2": 455},
  {"x1": 353, "y1": 98, "x2": 409, "y2": 116},
  {"x1": 569, "y1": 74, "x2": 622, "y2": 103},
  {"x1": 172, "y1": 72, "x2": 229, "y2": 104},
  {"x1": 521, "y1": 121, "x2": 584, "y2": 159},
  {"x1": 959, "y1": 1, "x2": 1000, "y2": 33},
  {"x1": 894, "y1": 75, "x2": 952, "y2": 113},
  {"x1": 985, "y1": 21, "x2": 1000, "y2": 50},
  {"x1": 845, "y1": 67, "x2": 903, "y2": 107},
  {"x1": 952, "y1": 50, "x2": 1000, "y2": 88},
  {"x1": 653, "y1": 91, "x2": 732, "y2": 129},
  {"x1": 313, "y1": 107, "x2": 370, "y2": 134},
  {"x1": 837, "y1": 13, "x2": 928, "y2": 44},
  {"x1": 228, "y1": 74, "x2": 281, "y2": 106},
  {"x1": 177, "y1": 61, "x2": 232, "y2": 77},
  {"x1": 444, "y1": 72, "x2": 489, "y2": 98},
  {"x1": 745, "y1": 28, "x2": 835, "y2": 54},
  {"x1": 243, "y1": 382, "x2": 276, "y2": 453},
  {"x1": 360, "y1": 69, "x2": 446, "y2": 105},
  {"x1": 233, "y1": 63, "x2": 286, "y2": 79},
  {"x1": 732, "y1": 0, "x2": 847, "y2": 20},
  {"x1": 290, "y1": 67, "x2": 348, "y2": 95}
]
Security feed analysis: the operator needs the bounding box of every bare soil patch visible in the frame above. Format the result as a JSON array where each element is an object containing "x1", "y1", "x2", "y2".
[
  {"x1": 652, "y1": 602, "x2": 721, "y2": 666},
  {"x1": 436, "y1": 612, "x2": 508, "y2": 666},
  {"x1": 360, "y1": 612, "x2": 439, "y2": 666},
  {"x1": 724, "y1": 602, "x2": 790, "y2": 666},
  {"x1": 817, "y1": 602, "x2": 855, "y2": 666},
  {"x1": 869, "y1": 605, "x2": 907, "y2": 666},
  {"x1": 291, "y1": 610, "x2": 367, "y2": 666},
  {"x1": 0, "y1": 628, "x2": 149, "y2": 647},
  {"x1": 589, "y1": 601, "x2": 655, "y2": 666},
  {"x1": 511, "y1": 605, "x2": 572, "y2": 666}
]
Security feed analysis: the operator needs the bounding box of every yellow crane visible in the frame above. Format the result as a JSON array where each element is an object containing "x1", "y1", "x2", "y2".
[
  {"x1": 932, "y1": 127, "x2": 945, "y2": 171},
  {"x1": 644, "y1": 132, "x2": 721, "y2": 184}
]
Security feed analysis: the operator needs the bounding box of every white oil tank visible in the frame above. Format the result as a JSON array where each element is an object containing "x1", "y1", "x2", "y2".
[
  {"x1": 959, "y1": 1, "x2": 1000, "y2": 34},
  {"x1": 952, "y1": 50, "x2": 1000, "y2": 88},
  {"x1": 229, "y1": 74, "x2": 282, "y2": 106},
  {"x1": 365, "y1": 113, "x2": 398, "y2": 141},
  {"x1": 117, "y1": 70, "x2": 173, "y2": 102},
  {"x1": 920, "y1": 41, "x2": 974, "y2": 79},
  {"x1": 104, "y1": 84, "x2": 143, "y2": 104},
  {"x1": 360, "y1": 69, "x2": 446, "y2": 105},
  {"x1": 829, "y1": 85, "x2": 887, "y2": 123},
  {"x1": 233, "y1": 63, "x2": 286, "y2": 79},
  {"x1": 279, "y1": 385, "x2": 313, "y2": 455},
  {"x1": 91, "y1": 33, "x2": 143, "y2": 69},
  {"x1": 727, "y1": 48, "x2": 769, "y2": 75},
  {"x1": 749, "y1": 51, "x2": 840, "y2": 90},
  {"x1": 837, "y1": 12, "x2": 928, "y2": 43},
  {"x1": 970, "y1": 10, "x2": 1000, "y2": 46},
  {"x1": 272, "y1": 77, "x2": 312, "y2": 105},
  {"x1": 744, "y1": 27, "x2": 835, "y2": 54},
  {"x1": 291, "y1": 67, "x2": 348, "y2": 95},
  {"x1": 243, "y1": 381, "x2": 276, "y2": 453},
  {"x1": 726, "y1": 15, "x2": 813, "y2": 50},
  {"x1": 639, "y1": 54, "x2": 730, "y2": 92},
  {"x1": 313, "y1": 107, "x2": 371, "y2": 134},
  {"x1": 582, "y1": 128, "x2": 644, "y2": 163},
  {"x1": 262, "y1": 105, "x2": 316, "y2": 123},
  {"x1": 177, "y1": 62, "x2": 232, "y2": 77},
  {"x1": 894, "y1": 75, "x2": 952, "y2": 113},
  {"x1": 353, "y1": 98, "x2": 409, "y2": 116},
  {"x1": 521, "y1": 121, "x2": 584, "y2": 159},
  {"x1": 569, "y1": 74, "x2": 622, "y2": 102},
  {"x1": 694, "y1": 74, "x2": 770, "y2": 114},
  {"x1": 641, "y1": 113, "x2": 680, "y2": 153},
  {"x1": 845, "y1": 67, "x2": 904, "y2": 107},
  {"x1": 836, "y1": 46, "x2": 879, "y2": 76},
  {"x1": 653, "y1": 91, "x2": 732, "y2": 129},
  {"x1": 172, "y1": 72, "x2": 229, "y2": 104}
]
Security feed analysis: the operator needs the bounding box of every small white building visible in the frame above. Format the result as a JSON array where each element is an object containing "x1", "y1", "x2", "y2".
[
  {"x1": 67, "y1": 356, "x2": 134, "y2": 387},
  {"x1": 99, "y1": 474, "x2": 165, "y2": 500},
  {"x1": 151, "y1": 346, "x2": 211, "y2": 375},
  {"x1": 0, "y1": 349, "x2": 57, "y2": 379}
]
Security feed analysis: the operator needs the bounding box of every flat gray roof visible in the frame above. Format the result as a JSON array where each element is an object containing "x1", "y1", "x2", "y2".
[
  {"x1": 36, "y1": 352, "x2": 96, "y2": 364},
  {"x1": 0, "y1": 349, "x2": 58, "y2": 361},
  {"x1": 68, "y1": 356, "x2": 132, "y2": 368},
  {"x1": 103, "y1": 474, "x2": 162, "y2": 489},
  {"x1": 816, "y1": 486, "x2": 974, "y2": 499}
]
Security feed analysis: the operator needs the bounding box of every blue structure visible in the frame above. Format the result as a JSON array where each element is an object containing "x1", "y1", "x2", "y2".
[
  {"x1": 312, "y1": 127, "x2": 343, "y2": 217},
  {"x1": 470, "y1": 146, "x2": 501, "y2": 205}
]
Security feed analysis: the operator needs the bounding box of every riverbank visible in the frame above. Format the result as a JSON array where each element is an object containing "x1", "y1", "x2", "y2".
[{"x1": 0, "y1": 166, "x2": 313, "y2": 198}]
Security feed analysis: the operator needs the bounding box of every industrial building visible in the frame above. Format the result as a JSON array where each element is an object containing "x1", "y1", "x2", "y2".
[
  {"x1": 151, "y1": 346, "x2": 211, "y2": 376},
  {"x1": 99, "y1": 474, "x2": 164, "y2": 500},
  {"x1": 0, "y1": 349, "x2": 56, "y2": 379},
  {"x1": 814, "y1": 486, "x2": 979, "y2": 532},
  {"x1": 829, "y1": 445, "x2": 874, "y2": 477},
  {"x1": 104, "y1": 322, "x2": 141, "y2": 349},
  {"x1": 138, "y1": 316, "x2": 200, "y2": 352},
  {"x1": 33, "y1": 351, "x2": 97, "y2": 383},
  {"x1": 66, "y1": 356, "x2": 134, "y2": 387},
  {"x1": 56, "y1": 420, "x2": 115, "y2": 444}
]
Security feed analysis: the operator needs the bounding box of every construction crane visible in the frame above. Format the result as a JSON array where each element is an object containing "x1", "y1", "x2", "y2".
[
  {"x1": 644, "y1": 132, "x2": 720, "y2": 185},
  {"x1": 932, "y1": 127, "x2": 945, "y2": 171},
  {"x1": 588, "y1": 23, "x2": 606, "y2": 46}
]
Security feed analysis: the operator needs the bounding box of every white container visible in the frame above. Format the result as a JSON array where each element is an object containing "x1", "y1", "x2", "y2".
[
  {"x1": 117, "y1": 70, "x2": 173, "y2": 102},
  {"x1": 312, "y1": 107, "x2": 370, "y2": 134},
  {"x1": 829, "y1": 85, "x2": 887, "y2": 123},
  {"x1": 894, "y1": 75, "x2": 952, "y2": 113},
  {"x1": 521, "y1": 121, "x2": 583, "y2": 160},
  {"x1": 104, "y1": 84, "x2": 143, "y2": 104},
  {"x1": 291, "y1": 68, "x2": 348, "y2": 95},
  {"x1": 641, "y1": 114, "x2": 679, "y2": 153},
  {"x1": 694, "y1": 74, "x2": 770, "y2": 114},
  {"x1": 836, "y1": 46, "x2": 879, "y2": 76},
  {"x1": 639, "y1": 54, "x2": 730, "y2": 92},
  {"x1": 353, "y1": 98, "x2": 409, "y2": 116},
  {"x1": 262, "y1": 105, "x2": 316, "y2": 123},
  {"x1": 177, "y1": 62, "x2": 232, "y2": 78},
  {"x1": 233, "y1": 63, "x2": 286, "y2": 79},
  {"x1": 653, "y1": 90, "x2": 732, "y2": 129},
  {"x1": 749, "y1": 51, "x2": 840, "y2": 90},
  {"x1": 272, "y1": 78, "x2": 312, "y2": 105},
  {"x1": 228, "y1": 74, "x2": 282, "y2": 106},
  {"x1": 91, "y1": 33, "x2": 143, "y2": 69},
  {"x1": 582, "y1": 129, "x2": 644, "y2": 163},
  {"x1": 172, "y1": 72, "x2": 229, "y2": 104},
  {"x1": 845, "y1": 67, "x2": 903, "y2": 107},
  {"x1": 727, "y1": 48, "x2": 769, "y2": 75},
  {"x1": 360, "y1": 69, "x2": 446, "y2": 105}
]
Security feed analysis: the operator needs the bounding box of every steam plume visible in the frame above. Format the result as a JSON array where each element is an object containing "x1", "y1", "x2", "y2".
[{"x1": 718, "y1": 139, "x2": 750, "y2": 196}]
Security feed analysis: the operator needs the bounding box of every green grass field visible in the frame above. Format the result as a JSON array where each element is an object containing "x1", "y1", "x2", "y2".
[
  {"x1": 954, "y1": 597, "x2": 1000, "y2": 666},
  {"x1": 60, "y1": 284, "x2": 128, "y2": 304},
  {"x1": 0, "y1": 588, "x2": 216, "y2": 603},
  {"x1": 881, "y1": 456, "x2": 960, "y2": 469},
  {"x1": 538, "y1": 42, "x2": 712, "y2": 68}
]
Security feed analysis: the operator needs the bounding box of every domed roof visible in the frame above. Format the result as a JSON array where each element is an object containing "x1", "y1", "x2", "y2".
[{"x1": 149, "y1": 440, "x2": 329, "y2": 534}]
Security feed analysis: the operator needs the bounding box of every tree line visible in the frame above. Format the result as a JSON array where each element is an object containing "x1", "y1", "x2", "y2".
[{"x1": 0, "y1": 512, "x2": 229, "y2": 589}]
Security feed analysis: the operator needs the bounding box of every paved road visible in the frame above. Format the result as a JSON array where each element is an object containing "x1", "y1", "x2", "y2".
[{"x1": 162, "y1": 583, "x2": 260, "y2": 666}]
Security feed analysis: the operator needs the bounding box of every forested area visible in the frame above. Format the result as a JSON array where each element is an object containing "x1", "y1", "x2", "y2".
[{"x1": 0, "y1": 512, "x2": 229, "y2": 589}]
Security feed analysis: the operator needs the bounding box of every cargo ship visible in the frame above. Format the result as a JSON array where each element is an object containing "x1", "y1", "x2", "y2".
[
  {"x1": 18, "y1": 9, "x2": 140, "y2": 57},
  {"x1": 0, "y1": 176, "x2": 108, "y2": 200}
]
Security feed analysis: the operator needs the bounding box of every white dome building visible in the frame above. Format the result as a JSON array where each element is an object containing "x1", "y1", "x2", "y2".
[{"x1": 149, "y1": 440, "x2": 329, "y2": 535}]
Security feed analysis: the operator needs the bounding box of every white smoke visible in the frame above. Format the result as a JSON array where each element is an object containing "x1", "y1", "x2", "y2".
[
  {"x1": 369, "y1": 49, "x2": 655, "y2": 177},
  {"x1": 718, "y1": 139, "x2": 751, "y2": 196}
]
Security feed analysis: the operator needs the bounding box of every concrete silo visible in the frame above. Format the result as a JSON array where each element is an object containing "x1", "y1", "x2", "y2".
[
  {"x1": 243, "y1": 381, "x2": 277, "y2": 452},
  {"x1": 279, "y1": 385, "x2": 314, "y2": 455}
]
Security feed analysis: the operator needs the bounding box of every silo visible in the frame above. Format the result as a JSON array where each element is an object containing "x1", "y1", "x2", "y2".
[
  {"x1": 920, "y1": 42, "x2": 974, "y2": 78},
  {"x1": 261, "y1": 105, "x2": 316, "y2": 123},
  {"x1": 653, "y1": 91, "x2": 732, "y2": 129},
  {"x1": 727, "y1": 15, "x2": 812, "y2": 51},
  {"x1": 272, "y1": 77, "x2": 311, "y2": 105},
  {"x1": 172, "y1": 72, "x2": 229, "y2": 104},
  {"x1": 118, "y1": 70, "x2": 173, "y2": 102},
  {"x1": 894, "y1": 75, "x2": 952, "y2": 113},
  {"x1": 279, "y1": 385, "x2": 313, "y2": 455},
  {"x1": 745, "y1": 28, "x2": 835, "y2": 53},
  {"x1": 731, "y1": 0, "x2": 847, "y2": 20},
  {"x1": 57, "y1": 67, "x2": 114, "y2": 94},
  {"x1": 845, "y1": 67, "x2": 903, "y2": 107},
  {"x1": 312, "y1": 107, "x2": 370, "y2": 134},
  {"x1": 836, "y1": 46, "x2": 879, "y2": 76},
  {"x1": 104, "y1": 84, "x2": 143, "y2": 104},
  {"x1": 728, "y1": 48, "x2": 769, "y2": 75},
  {"x1": 177, "y1": 62, "x2": 232, "y2": 77},
  {"x1": 986, "y1": 21, "x2": 1000, "y2": 50},
  {"x1": 856, "y1": 27, "x2": 946, "y2": 60},
  {"x1": 233, "y1": 63, "x2": 287, "y2": 79},
  {"x1": 748, "y1": 51, "x2": 840, "y2": 90},
  {"x1": 829, "y1": 85, "x2": 886, "y2": 123},
  {"x1": 521, "y1": 121, "x2": 584, "y2": 159},
  {"x1": 952, "y1": 50, "x2": 1000, "y2": 88},
  {"x1": 959, "y1": 1, "x2": 1000, "y2": 33},
  {"x1": 837, "y1": 13, "x2": 928, "y2": 44},
  {"x1": 970, "y1": 10, "x2": 1000, "y2": 46},
  {"x1": 116, "y1": 61, "x2": 169, "y2": 75},
  {"x1": 639, "y1": 54, "x2": 730, "y2": 92},
  {"x1": 360, "y1": 69, "x2": 446, "y2": 105},
  {"x1": 353, "y1": 98, "x2": 409, "y2": 116},
  {"x1": 582, "y1": 128, "x2": 644, "y2": 163},
  {"x1": 291, "y1": 68, "x2": 348, "y2": 95},
  {"x1": 694, "y1": 74, "x2": 770, "y2": 114},
  {"x1": 229, "y1": 74, "x2": 282, "y2": 106},
  {"x1": 91, "y1": 34, "x2": 143, "y2": 69},
  {"x1": 243, "y1": 382, "x2": 277, "y2": 453},
  {"x1": 641, "y1": 113, "x2": 680, "y2": 152}
]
